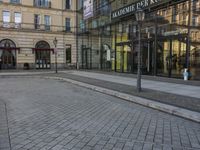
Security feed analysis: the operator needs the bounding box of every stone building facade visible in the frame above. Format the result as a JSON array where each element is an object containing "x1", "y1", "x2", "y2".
[{"x1": 0, "y1": 0, "x2": 78, "y2": 69}]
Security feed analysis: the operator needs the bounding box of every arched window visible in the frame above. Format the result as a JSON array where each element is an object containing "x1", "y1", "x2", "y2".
[
  {"x1": 0, "y1": 39, "x2": 16, "y2": 48},
  {"x1": 0, "y1": 39, "x2": 16, "y2": 57},
  {"x1": 35, "y1": 41, "x2": 50, "y2": 49}
]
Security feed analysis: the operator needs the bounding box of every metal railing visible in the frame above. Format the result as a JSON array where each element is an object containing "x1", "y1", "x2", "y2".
[
  {"x1": 0, "y1": 21, "x2": 74, "y2": 33},
  {"x1": 33, "y1": 0, "x2": 51, "y2": 8}
]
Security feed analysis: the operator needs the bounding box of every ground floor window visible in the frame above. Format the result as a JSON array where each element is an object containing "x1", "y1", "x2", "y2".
[
  {"x1": 156, "y1": 37, "x2": 187, "y2": 78},
  {"x1": 66, "y1": 45, "x2": 71, "y2": 63},
  {"x1": 81, "y1": 45, "x2": 92, "y2": 69},
  {"x1": 35, "y1": 51, "x2": 51, "y2": 69}
]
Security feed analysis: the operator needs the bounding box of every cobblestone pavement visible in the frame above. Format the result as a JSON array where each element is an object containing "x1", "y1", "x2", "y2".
[
  {"x1": 0, "y1": 77, "x2": 200, "y2": 150},
  {"x1": 46, "y1": 73, "x2": 200, "y2": 113}
]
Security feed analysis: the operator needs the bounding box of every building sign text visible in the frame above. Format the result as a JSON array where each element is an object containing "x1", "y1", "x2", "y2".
[{"x1": 111, "y1": 0, "x2": 164, "y2": 20}]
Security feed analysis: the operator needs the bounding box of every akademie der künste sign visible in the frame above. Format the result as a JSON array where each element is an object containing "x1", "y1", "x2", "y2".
[{"x1": 111, "y1": 0, "x2": 164, "y2": 19}]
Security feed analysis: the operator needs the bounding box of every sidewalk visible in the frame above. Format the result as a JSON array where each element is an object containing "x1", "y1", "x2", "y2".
[
  {"x1": 87, "y1": 70, "x2": 200, "y2": 86},
  {"x1": 62, "y1": 70, "x2": 200, "y2": 99}
]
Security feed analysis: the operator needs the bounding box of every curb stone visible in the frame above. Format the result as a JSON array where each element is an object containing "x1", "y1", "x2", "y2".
[{"x1": 42, "y1": 76, "x2": 200, "y2": 123}]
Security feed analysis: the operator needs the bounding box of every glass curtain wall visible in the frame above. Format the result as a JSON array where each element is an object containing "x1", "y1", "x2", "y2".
[
  {"x1": 112, "y1": 21, "x2": 132, "y2": 73},
  {"x1": 111, "y1": 0, "x2": 200, "y2": 79},
  {"x1": 190, "y1": 0, "x2": 200, "y2": 80},
  {"x1": 155, "y1": 0, "x2": 200, "y2": 79}
]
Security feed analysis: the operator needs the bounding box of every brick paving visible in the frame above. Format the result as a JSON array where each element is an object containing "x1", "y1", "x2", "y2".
[
  {"x1": 0, "y1": 77, "x2": 200, "y2": 150},
  {"x1": 46, "y1": 72, "x2": 200, "y2": 113}
]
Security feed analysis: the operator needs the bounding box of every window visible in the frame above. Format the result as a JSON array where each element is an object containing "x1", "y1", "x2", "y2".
[
  {"x1": 192, "y1": 0, "x2": 198, "y2": 10},
  {"x1": 80, "y1": 19, "x2": 85, "y2": 31},
  {"x1": 34, "y1": 14, "x2": 40, "y2": 29},
  {"x1": 118, "y1": 24, "x2": 122, "y2": 33},
  {"x1": 66, "y1": 0, "x2": 71, "y2": 9},
  {"x1": 172, "y1": 5, "x2": 177, "y2": 23},
  {"x1": 10, "y1": 0, "x2": 20, "y2": 4},
  {"x1": 182, "y1": 13, "x2": 188, "y2": 25},
  {"x1": 192, "y1": 15, "x2": 199, "y2": 26},
  {"x1": 78, "y1": 0, "x2": 83, "y2": 10},
  {"x1": 100, "y1": 0, "x2": 110, "y2": 15},
  {"x1": 66, "y1": 46, "x2": 71, "y2": 63},
  {"x1": 14, "y1": 12, "x2": 21, "y2": 28},
  {"x1": 34, "y1": 0, "x2": 51, "y2": 8},
  {"x1": 44, "y1": 15, "x2": 51, "y2": 30},
  {"x1": 3, "y1": 11, "x2": 10, "y2": 27},
  {"x1": 65, "y1": 18, "x2": 71, "y2": 32}
]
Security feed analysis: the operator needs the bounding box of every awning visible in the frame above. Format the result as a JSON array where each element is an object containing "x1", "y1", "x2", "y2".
[
  {"x1": 32, "y1": 48, "x2": 55, "y2": 54},
  {"x1": 0, "y1": 47, "x2": 20, "y2": 50},
  {"x1": 0, "y1": 47, "x2": 20, "y2": 53}
]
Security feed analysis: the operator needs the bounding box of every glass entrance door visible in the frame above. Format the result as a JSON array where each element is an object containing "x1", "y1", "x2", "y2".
[
  {"x1": 35, "y1": 41, "x2": 51, "y2": 69},
  {"x1": 157, "y1": 37, "x2": 187, "y2": 78},
  {"x1": 116, "y1": 45, "x2": 132, "y2": 73},
  {"x1": 82, "y1": 47, "x2": 92, "y2": 69},
  {"x1": 36, "y1": 50, "x2": 51, "y2": 69},
  {"x1": 131, "y1": 42, "x2": 153, "y2": 75},
  {"x1": 1, "y1": 50, "x2": 16, "y2": 69},
  {"x1": 0, "y1": 39, "x2": 17, "y2": 69}
]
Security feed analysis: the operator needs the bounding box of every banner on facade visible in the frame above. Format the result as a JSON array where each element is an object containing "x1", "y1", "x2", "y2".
[
  {"x1": 111, "y1": 0, "x2": 171, "y2": 20},
  {"x1": 83, "y1": 0, "x2": 94, "y2": 20}
]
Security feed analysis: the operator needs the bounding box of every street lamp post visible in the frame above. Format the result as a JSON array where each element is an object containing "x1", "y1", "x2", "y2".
[
  {"x1": 53, "y1": 37, "x2": 58, "y2": 73},
  {"x1": 135, "y1": 9, "x2": 145, "y2": 92}
]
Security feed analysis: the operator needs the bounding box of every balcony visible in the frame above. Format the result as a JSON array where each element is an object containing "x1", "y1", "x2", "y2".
[
  {"x1": 2, "y1": 22, "x2": 23, "y2": 29},
  {"x1": 33, "y1": 0, "x2": 51, "y2": 8},
  {"x1": 0, "y1": 21, "x2": 74, "y2": 33}
]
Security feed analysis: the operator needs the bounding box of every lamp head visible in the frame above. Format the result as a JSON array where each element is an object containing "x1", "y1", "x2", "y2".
[{"x1": 135, "y1": 9, "x2": 145, "y2": 22}]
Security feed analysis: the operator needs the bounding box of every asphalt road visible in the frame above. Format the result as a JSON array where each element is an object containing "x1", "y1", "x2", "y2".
[{"x1": 0, "y1": 77, "x2": 200, "y2": 150}]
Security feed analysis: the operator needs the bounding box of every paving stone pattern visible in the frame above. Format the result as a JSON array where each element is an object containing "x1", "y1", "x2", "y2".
[
  {"x1": 47, "y1": 73, "x2": 200, "y2": 113},
  {"x1": 0, "y1": 77, "x2": 200, "y2": 150}
]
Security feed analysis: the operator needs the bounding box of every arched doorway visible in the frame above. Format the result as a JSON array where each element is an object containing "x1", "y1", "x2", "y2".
[
  {"x1": 0, "y1": 39, "x2": 17, "y2": 69},
  {"x1": 35, "y1": 41, "x2": 51, "y2": 69}
]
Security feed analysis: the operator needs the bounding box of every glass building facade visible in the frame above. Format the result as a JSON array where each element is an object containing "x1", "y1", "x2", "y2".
[{"x1": 78, "y1": 0, "x2": 200, "y2": 80}]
